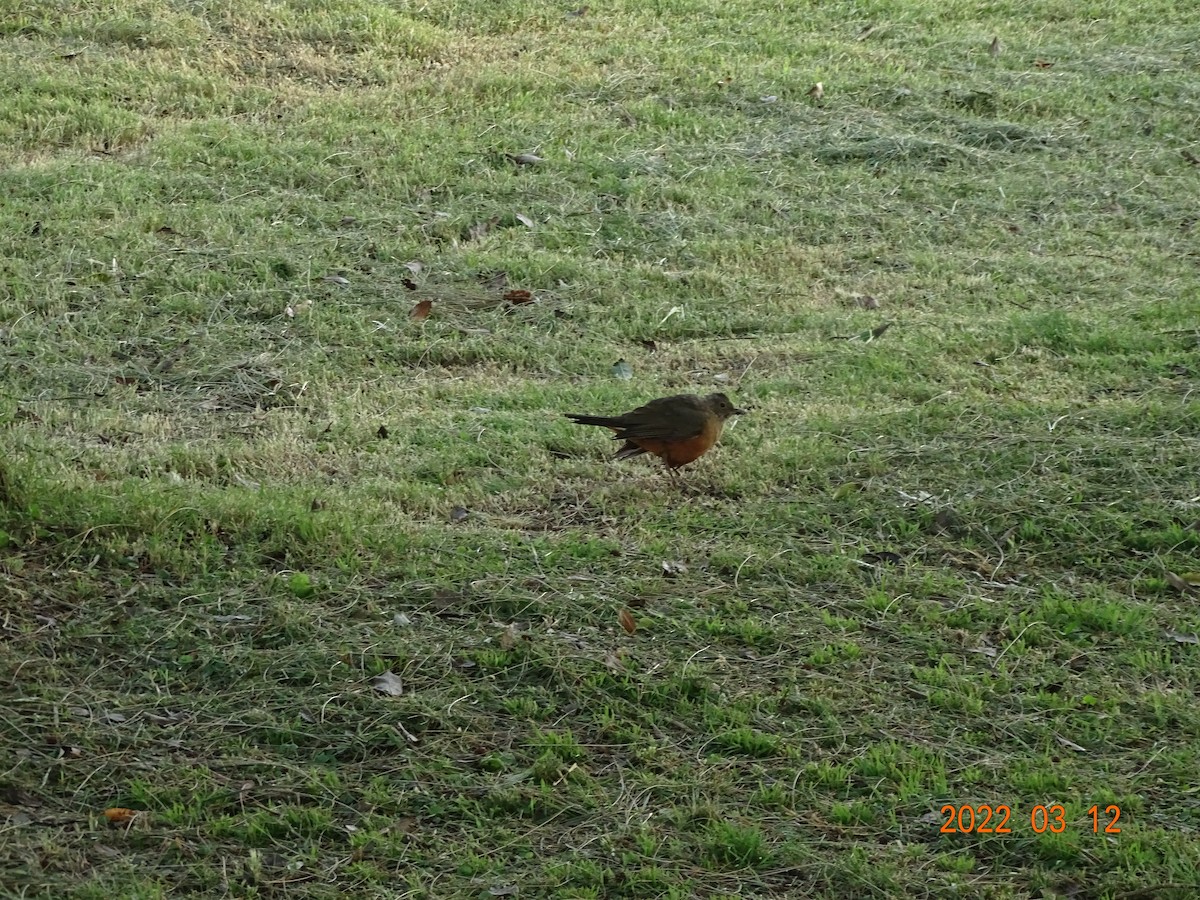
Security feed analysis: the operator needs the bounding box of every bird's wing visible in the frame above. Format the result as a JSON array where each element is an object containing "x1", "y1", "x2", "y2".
[{"x1": 611, "y1": 396, "x2": 707, "y2": 441}]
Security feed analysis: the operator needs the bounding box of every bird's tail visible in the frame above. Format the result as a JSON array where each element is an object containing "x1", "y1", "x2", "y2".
[{"x1": 564, "y1": 413, "x2": 619, "y2": 428}]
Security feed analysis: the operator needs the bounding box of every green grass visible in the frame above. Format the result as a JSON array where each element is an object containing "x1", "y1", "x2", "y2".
[{"x1": 2, "y1": 0, "x2": 1199, "y2": 897}]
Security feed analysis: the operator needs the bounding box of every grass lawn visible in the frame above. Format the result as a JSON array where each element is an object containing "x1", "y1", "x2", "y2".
[{"x1": 2, "y1": 0, "x2": 1199, "y2": 896}]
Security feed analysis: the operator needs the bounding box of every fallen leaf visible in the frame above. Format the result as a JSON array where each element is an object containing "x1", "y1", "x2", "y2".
[
  {"x1": 611, "y1": 359, "x2": 633, "y2": 380},
  {"x1": 807, "y1": 82, "x2": 825, "y2": 100},
  {"x1": 506, "y1": 153, "x2": 543, "y2": 166},
  {"x1": 377, "y1": 425, "x2": 390, "y2": 439},
  {"x1": 760, "y1": 95, "x2": 778, "y2": 103},
  {"x1": 857, "y1": 294, "x2": 881, "y2": 310},
  {"x1": 989, "y1": 36, "x2": 1002, "y2": 57},
  {"x1": 515, "y1": 213, "x2": 535, "y2": 228},
  {"x1": 1165, "y1": 571, "x2": 1198, "y2": 593},
  {"x1": 489, "y1": 885, "x2": 520, "y2": 897},
  {"x1": 661, "y1": 560, "x2": 688, "y2": 577},
  {"x1": 323, "y1": 274, "x2": 351, "y2": 286},
  {"x1": 504, "y1": 289, "x2": 534, "y2": 306},
  {"x1": 640, "y1": 339, "x2": 658, "y2": 352},
  {"x1": 401, "y1": 277, "x2": 418, "y2": 290},
  {"x1": 618, "y1": 609, "x2": 637, "y2": 635},
  {"x1": 393, "y1": 612, "x2": 412, "y2": 627},
  {"x1": 404, "y1": 260, "x2": 424, "y2": 275},
  {"x1": 449, "y1": 505, "x2": 469, "y2": 523},
  {"x1": 339, "y1": 215, "x2": 358, "y2": 226},
  {"x1": 498, "y1": 624, "x2": 519, "y2": 650},
  {"x1": 104, "y1": 808, "x2": 139, "y2": 825},
  {"x1": 1165, "y1": 630, "x2": 1200, "y2": 645},
  {"x1": 371, "y1": 671, "x2": 404, "y2": 697},
  {"x1": 1034, "y1": 60, "x2": 1054, "y2": 69},
  {"x1": 410, "y1": 299, "x2": 433, "y2": 320}
]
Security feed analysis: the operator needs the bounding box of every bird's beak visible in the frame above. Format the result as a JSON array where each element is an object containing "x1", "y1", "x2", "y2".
[{"x1": 733, "y1": 407, "x2": 748, "y2": 415}]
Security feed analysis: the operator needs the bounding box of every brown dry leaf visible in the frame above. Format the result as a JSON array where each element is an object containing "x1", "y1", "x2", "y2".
[
  {"x1": 370, "y1": 671, "x2": 404, "y2": 697},
  {"x1": 989, "y1": 36, "x2": 1002, "y2": 57},
  {"x1": 618, "y1": 609, "x2": 637, "y2": 635},
  {"x1": 857, "y1": 294, "x2": 881, "y2": 310},
  {"x1": 410, "y1": 299, "x2": 433, "y2": 320},
  {"x1": 807, "y1": 82, "x2": 825, "y2": 100},
  {"x1": 640, "y1": 339, "x2": 658, "y2": 352},
  {"x1": 504, "y1": 289, "x2": 534, "y2": 306},
  {"x1": 104, "y1": 807, "x2": 139, "y2": 826},
  {"x1": 401, "y1": 277, "x2": 418, "y2": 290},
  {"x1": 1034, "y1": 60, "x2": 1054, "y2": 69},
  {"x1": 498, "y1": 624, "x2": 519, "y2": 650}
]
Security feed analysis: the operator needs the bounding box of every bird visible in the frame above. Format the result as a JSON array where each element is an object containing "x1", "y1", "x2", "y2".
[{"x1": 565, "y1": 392, "x2": 745, "y2": 473}]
